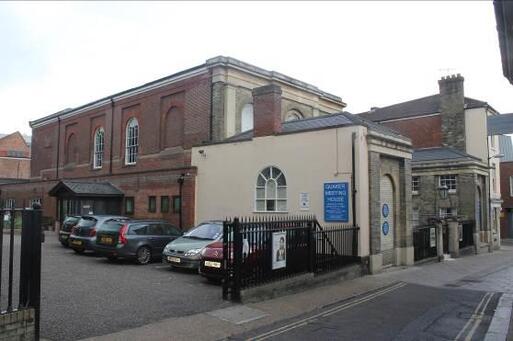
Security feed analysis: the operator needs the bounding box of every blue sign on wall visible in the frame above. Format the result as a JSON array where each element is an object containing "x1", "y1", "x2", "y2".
[
  {"x1": 382, "y1": 221, "x2": 390, "y2": 236},
  {"x1": 324, "y1": 182, "x2": 349, "y2": 222}
]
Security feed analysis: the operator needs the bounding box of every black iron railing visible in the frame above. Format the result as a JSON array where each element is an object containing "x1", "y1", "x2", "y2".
[
  {"x1": 222, "y1": 216, "x2": 360, "y2": 301},
  {"x1": 413, "y1": 225, "x2": 438, "y2": 262},
  {"x1": 0, "y1": 208, "x2": 42, "y2": 340}
]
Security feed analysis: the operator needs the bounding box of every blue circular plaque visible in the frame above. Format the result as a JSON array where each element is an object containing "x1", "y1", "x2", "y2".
[
  {"x1": 382, "y1": 204, "x2": 389, "y2": 218},
  {"x1": 382, "y1": 221, "x2": 389, "y2": 236}
]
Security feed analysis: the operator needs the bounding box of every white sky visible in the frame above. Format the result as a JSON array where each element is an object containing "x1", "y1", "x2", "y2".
[{"x1": 1, "y1": 1, "x2": 512, "y2": 136}]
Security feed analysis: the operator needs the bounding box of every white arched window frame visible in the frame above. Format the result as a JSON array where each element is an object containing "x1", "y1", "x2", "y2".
[
  {"x1": 241, "y1": 104, "x2": 254, "y2": 132},
  {"x1": 93, "y1": 127, "x2": 105, "y2": 169},
  {"x1": 125, "y1": 118, "x2": 139, "y2": 165},
  {"x1": 255, "y1": 166, "x2": 287, "y2": 212},
  {"x1": 285, "y1": 110, "x2": 303, "y2": 122}
]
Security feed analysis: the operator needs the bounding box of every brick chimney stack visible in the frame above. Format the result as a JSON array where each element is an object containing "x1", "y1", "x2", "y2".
[
  {"x1": 252, "y1": 84, "x2": 282, "y2": 138},
  {"x1": 438, "y1": 74, "x2": 466, "y2": 152}
]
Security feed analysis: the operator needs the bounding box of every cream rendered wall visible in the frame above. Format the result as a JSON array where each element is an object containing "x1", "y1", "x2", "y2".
[
  {"x1": 192, "y1": 125, "x2": 370, "y2": 257},
  {"x1": 465, "y1": 107, "x2": 488, "y2": 162}
]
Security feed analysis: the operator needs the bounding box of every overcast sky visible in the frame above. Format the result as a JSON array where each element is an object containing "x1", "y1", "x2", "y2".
[{"x1": 1, "y1": 1, "x2": 511, "y2": 136}]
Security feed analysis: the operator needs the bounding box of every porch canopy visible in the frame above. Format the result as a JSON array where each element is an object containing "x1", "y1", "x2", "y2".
[{"x1": 49, "y1": 181, "x2": 124, "y2": 219}]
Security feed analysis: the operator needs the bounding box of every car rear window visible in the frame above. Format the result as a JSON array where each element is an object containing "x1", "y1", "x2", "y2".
[
  {"x1": 77, "y1": 217, "x2": 98, "y2": 228},
  {"x1": 64, "y1": 216, "x2": 79, "y2": 224},
  {"x1": 184, "y1": 223, "x2": 222, "y2": 240},
  {"x1": 100, "y1": 221, "x2": 124, "y2": 232}
]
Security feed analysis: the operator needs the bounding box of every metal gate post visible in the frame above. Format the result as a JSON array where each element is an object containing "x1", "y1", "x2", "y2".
[
  {"x1": 222, "y1": 220, "x2": 229, "y2": 300},
  {"x1": 232, "y1": 218, "x2": 242, "y2": 302},
  {"x1": 20, "y1": 207, "x2": 42, "y2": 341}
]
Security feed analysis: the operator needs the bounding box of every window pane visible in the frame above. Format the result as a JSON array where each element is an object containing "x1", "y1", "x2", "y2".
[
  {"x1": 256, "y1": 200, "x2": 265, "y2": 211},
  {"x1": 277, "y1": 200, "x2": 287, "y2": 211},
  {"x1": 256, "y1": 188, "x2": 265, "y2": 199},
  {"x1": 161, "y1": 196, "x2": 169, "y2": 213},
  {"x1": 148, "y1": 196, "x2": 156, "y2": 213},
  {"x1": 266, "y1": 200, "x2": 275, "y2": 211},
  {"x1": 257, "y1": 175, "x2": 266, "y2": 186},
  {"x1": 173, "y1": 196, "x2": 181, "y2": 213},
  {"x1": 277, "y1": 187, "x2": 286, "y2": 199},
  {"x1": 266, "y1": 180, "x2": 277, "y2": 198},
  {"x1": 262, "y1": 167, "x2": 270, "y2": 179},
  {"x1": 276, "y1": 173, "x2": 286, "y2": 186}
]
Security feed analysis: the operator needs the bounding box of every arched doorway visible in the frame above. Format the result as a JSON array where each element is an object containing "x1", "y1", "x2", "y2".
[{"x1": 380, "y1": 175, "x2": 395, "y2": 266}]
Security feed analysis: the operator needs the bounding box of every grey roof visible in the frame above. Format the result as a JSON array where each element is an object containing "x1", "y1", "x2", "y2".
[
  {"x1": 48, "y1": 181, "x2": 124, "y2": 197},
  {"x1": 412, "y1": 147, "x2": 481, "y2": 163},
  {"x1": 499, "y1": 134, "x2": 513, "y2": 162},
  {"x1": 359, "y1": 94, "x2": 489, "y2": 122},
  {"x1": 223, "y1": 112, "x2": 410, "y2": 144},
  {"x1": 488, "y1": 113, "x2": 513, "y2": 135}
]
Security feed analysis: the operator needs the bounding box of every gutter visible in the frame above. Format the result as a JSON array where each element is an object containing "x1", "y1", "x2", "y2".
[{"x1": 109, "y1": 98, "x2": 115, "y2": 175}]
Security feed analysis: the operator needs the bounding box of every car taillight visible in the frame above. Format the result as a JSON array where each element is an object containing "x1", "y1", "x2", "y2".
[
  {"x1": 89, "y1": 227, "x2": 96, "y2": 237},
  {"x1": 118, "y1": 224, "x2": 128, "y2": 245}
]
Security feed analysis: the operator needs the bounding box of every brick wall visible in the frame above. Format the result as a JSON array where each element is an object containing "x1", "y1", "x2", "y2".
[
  {"x1": 382, "y1": 115, "x2": 442, "y2": 149},
  {"x1": 0, "y1": 309, "x2": 35, "y2": 341},
  {"x1": 500, "y1": 161, "x2": 513, "y2": 209}
]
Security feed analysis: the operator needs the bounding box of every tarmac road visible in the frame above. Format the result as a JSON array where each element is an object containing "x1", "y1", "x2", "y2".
[{"x1": 235, "y1": 282, "x2": 499, "y2": 341}]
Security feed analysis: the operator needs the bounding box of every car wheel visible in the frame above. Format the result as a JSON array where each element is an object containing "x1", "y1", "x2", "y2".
[
  {"x1": 107, "y1": 255, "x2": 117, "y2": 261},
  {"x1": 136, "y1": 246, "x2": 151, "y2": 265},
  {"x1": 73, "y1": 248, "x2": 84, "y2": 254},
  {"x1": 60, "y1": 241, "x2": 68, "y2": 247}
]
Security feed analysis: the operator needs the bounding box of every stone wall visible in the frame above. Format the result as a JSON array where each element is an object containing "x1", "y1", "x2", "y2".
[{"x1": 0, "y1": 309, "x2": 35, "y2": 341}]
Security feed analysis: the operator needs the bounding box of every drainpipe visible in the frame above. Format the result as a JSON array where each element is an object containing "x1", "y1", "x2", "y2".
[
  {"x1": 177, "y1": 173, "x2": 185, "y2": 229},
  {"x1": 56, "y1": 116, "x2": 61, "y2": 179},
  {"x1": 109, "y1": 98, "x2": 115, "y2": 175},
  {"x1": 351, "y1": 132, "x2": 357, "y2": 227}
]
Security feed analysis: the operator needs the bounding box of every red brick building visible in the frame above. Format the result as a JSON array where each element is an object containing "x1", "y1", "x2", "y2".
[
  {"x1": 0, "y1": 132, "x2": 30, "y2": 184},
  {"x1": 0, "y1": 56, "x2": 345, "y2": 228}
]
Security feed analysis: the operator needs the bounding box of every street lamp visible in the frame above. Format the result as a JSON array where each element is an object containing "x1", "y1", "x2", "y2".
[{"x1": 177, "y1": 174, "x2": 185, "y2": 229}]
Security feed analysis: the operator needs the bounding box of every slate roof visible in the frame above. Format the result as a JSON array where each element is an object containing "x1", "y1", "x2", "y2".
[
  {"x1": 358, "y1": 94, "x2": 489, "y2": 122},
  {"x1": 48, "y1": 181, "x2": 124, "y2": 197},
  {"x1": 222, "y1": 112, "x2": 410, "y2": 144},
  {"x1": 412, "y1": 147, "x2": 481, "y2": 163},
  {"x1": 488, "y1": 113, "x2": 513, "y2": 135},
  {"x1": 499, "y1": 134, "x2": 513, "y2": 162}
]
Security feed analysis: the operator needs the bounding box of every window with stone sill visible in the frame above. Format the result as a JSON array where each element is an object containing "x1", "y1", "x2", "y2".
[
  {"x1": 125, "y1": 118, "x2": 139, "y2": 165},
  {"x1": 439, "y1": 175, "x2": 457, "y2": 192},
  {"x1": 255, "y1": 166, "x2": 287, "y2": 212},
  {"x1": 412, "y1": 176, "x2": 420, "y2": 194},
  {"x1": 93, "y1": 127, "x2": 105, "y2": 169}
]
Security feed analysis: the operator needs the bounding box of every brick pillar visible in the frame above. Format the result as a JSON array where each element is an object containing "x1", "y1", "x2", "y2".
[
  {"x1": 252, "y1": 84, "x2": 282, "y2": 138},
  {"x1": 439, "y1": 74, "x2": 466, "y2": 152}
]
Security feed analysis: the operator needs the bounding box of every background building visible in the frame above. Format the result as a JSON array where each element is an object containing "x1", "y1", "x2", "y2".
[
  {"x1": 0, "y1": 131, "x2": 31, "y2": 185},
  {"x1": 0, "y1": 57, "x2": 345, "y2": 228},
  {"x1": 359, "y1": 75, "x2": 500, "y2": 250}
]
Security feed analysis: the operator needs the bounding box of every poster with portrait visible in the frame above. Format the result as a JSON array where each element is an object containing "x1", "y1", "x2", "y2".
[{"x1": 272, "y1": 232, "x2": 286, "y2": 270}]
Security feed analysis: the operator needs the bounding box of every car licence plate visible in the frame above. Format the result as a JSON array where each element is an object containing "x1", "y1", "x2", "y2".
[
  {"x1": 100, "y1": 236, "x2": 113, "y2": 245},
  {"x1": 71, "y1": 240, "x2": 83, "y2": 246},
  {"x1": 168, "y1": 256, "x2": 181, "y2": 263},
  {"x1": 204, "y1": 261, "x2": 221, "y2": 268}
]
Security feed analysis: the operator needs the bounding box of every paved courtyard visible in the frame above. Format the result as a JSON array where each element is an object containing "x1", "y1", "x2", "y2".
[{"x1": 3, "y1": 231, "x2": 230, "y2": 341}]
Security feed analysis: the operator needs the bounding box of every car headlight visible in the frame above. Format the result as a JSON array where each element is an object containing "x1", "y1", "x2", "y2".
[
  {"x1": 164, "y1": 244, "x2": 173, "y2": 253},
  {"x1": 184, "y1": 248, "x2": 202, "y2": 257}
]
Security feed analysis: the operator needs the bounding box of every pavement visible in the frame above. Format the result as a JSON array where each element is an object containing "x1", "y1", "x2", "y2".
[{"x1": 81, "y1": 240, "x2": 513, "y2": 341}]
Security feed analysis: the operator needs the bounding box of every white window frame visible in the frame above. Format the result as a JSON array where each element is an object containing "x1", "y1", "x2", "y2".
[
  {"x1": 439, "y1": 175, "x2": 457, "y2": 193},
  {"x1": 412, "y1": 176, "x2": 420, "y2": 195},
  {"x1": 255, "y1": 166, "x2": 287, "y2": 213},
  {"x1": 4, "y1": 198, "x2": 15, "y2": 209},
  {"x1": 241, "y1": 104, "x2": 254, "y2": 132},
  {"x1": 125, "y1": 118, "x2": 139, "y2": 165},
  {"x1": 412, "y1": 208, "x2": 420, "y2": 228},
  {"x1": 28, "y1": 198, "x2": 42, "y2": 208},
  {"x1": 439, "y1": 207, "x2": 457, "y2": 218},
  {"x1": 285, "y1": 110, "x2": 303, "y2": 122},
  {"x1": 93, "y1": 127, "x2": 105, "y2": 169}
]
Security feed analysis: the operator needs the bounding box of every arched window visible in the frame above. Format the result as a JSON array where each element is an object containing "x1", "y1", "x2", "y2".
[
  {"x1": 125, "y1": 118, "x2": 139, "y2": 165},
  {"x1": 241, "y1": 104, "x2": 254, "y2": 132},
  {"x1": 256, "y1": 166, "x2": 287, "y2": 212},
  {"x1": 93, "y1": 127, "x2": 105, "y2": 169},
  {"x1": 285, "y1": 110, "x2": 303, "y2": 122},
  {"x1": 66, "y1": 133, "x2": 77, "y2": 164}
]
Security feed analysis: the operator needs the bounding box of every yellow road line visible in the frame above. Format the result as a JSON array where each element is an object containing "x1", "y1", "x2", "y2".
[{"x1": 454, "y1": 292, "x2": 493, "y2": 341}]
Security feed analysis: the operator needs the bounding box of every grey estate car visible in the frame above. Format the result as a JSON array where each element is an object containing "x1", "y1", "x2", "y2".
[
  {"x1": 68, "y1": 215, "x2": 128, "y2": 253},
  {"x1": 93, "y1": 220, "x2": 182, "y2": 264}
]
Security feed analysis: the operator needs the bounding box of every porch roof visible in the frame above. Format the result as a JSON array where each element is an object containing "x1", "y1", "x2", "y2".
[{"x1": 48, "y1": 181, "x2": 124, "y2": 198}]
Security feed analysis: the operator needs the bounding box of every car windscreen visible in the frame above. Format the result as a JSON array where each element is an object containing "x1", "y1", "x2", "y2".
[
  {"x1": 76, "y1": 217, "x2": 98, "y2": 228},
  {"x1": 183, "y1": 223, "x2": 222, "y2": 240},
  {"x1": 64, "y1": 216, "x2": 79, "y2": 224}
]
